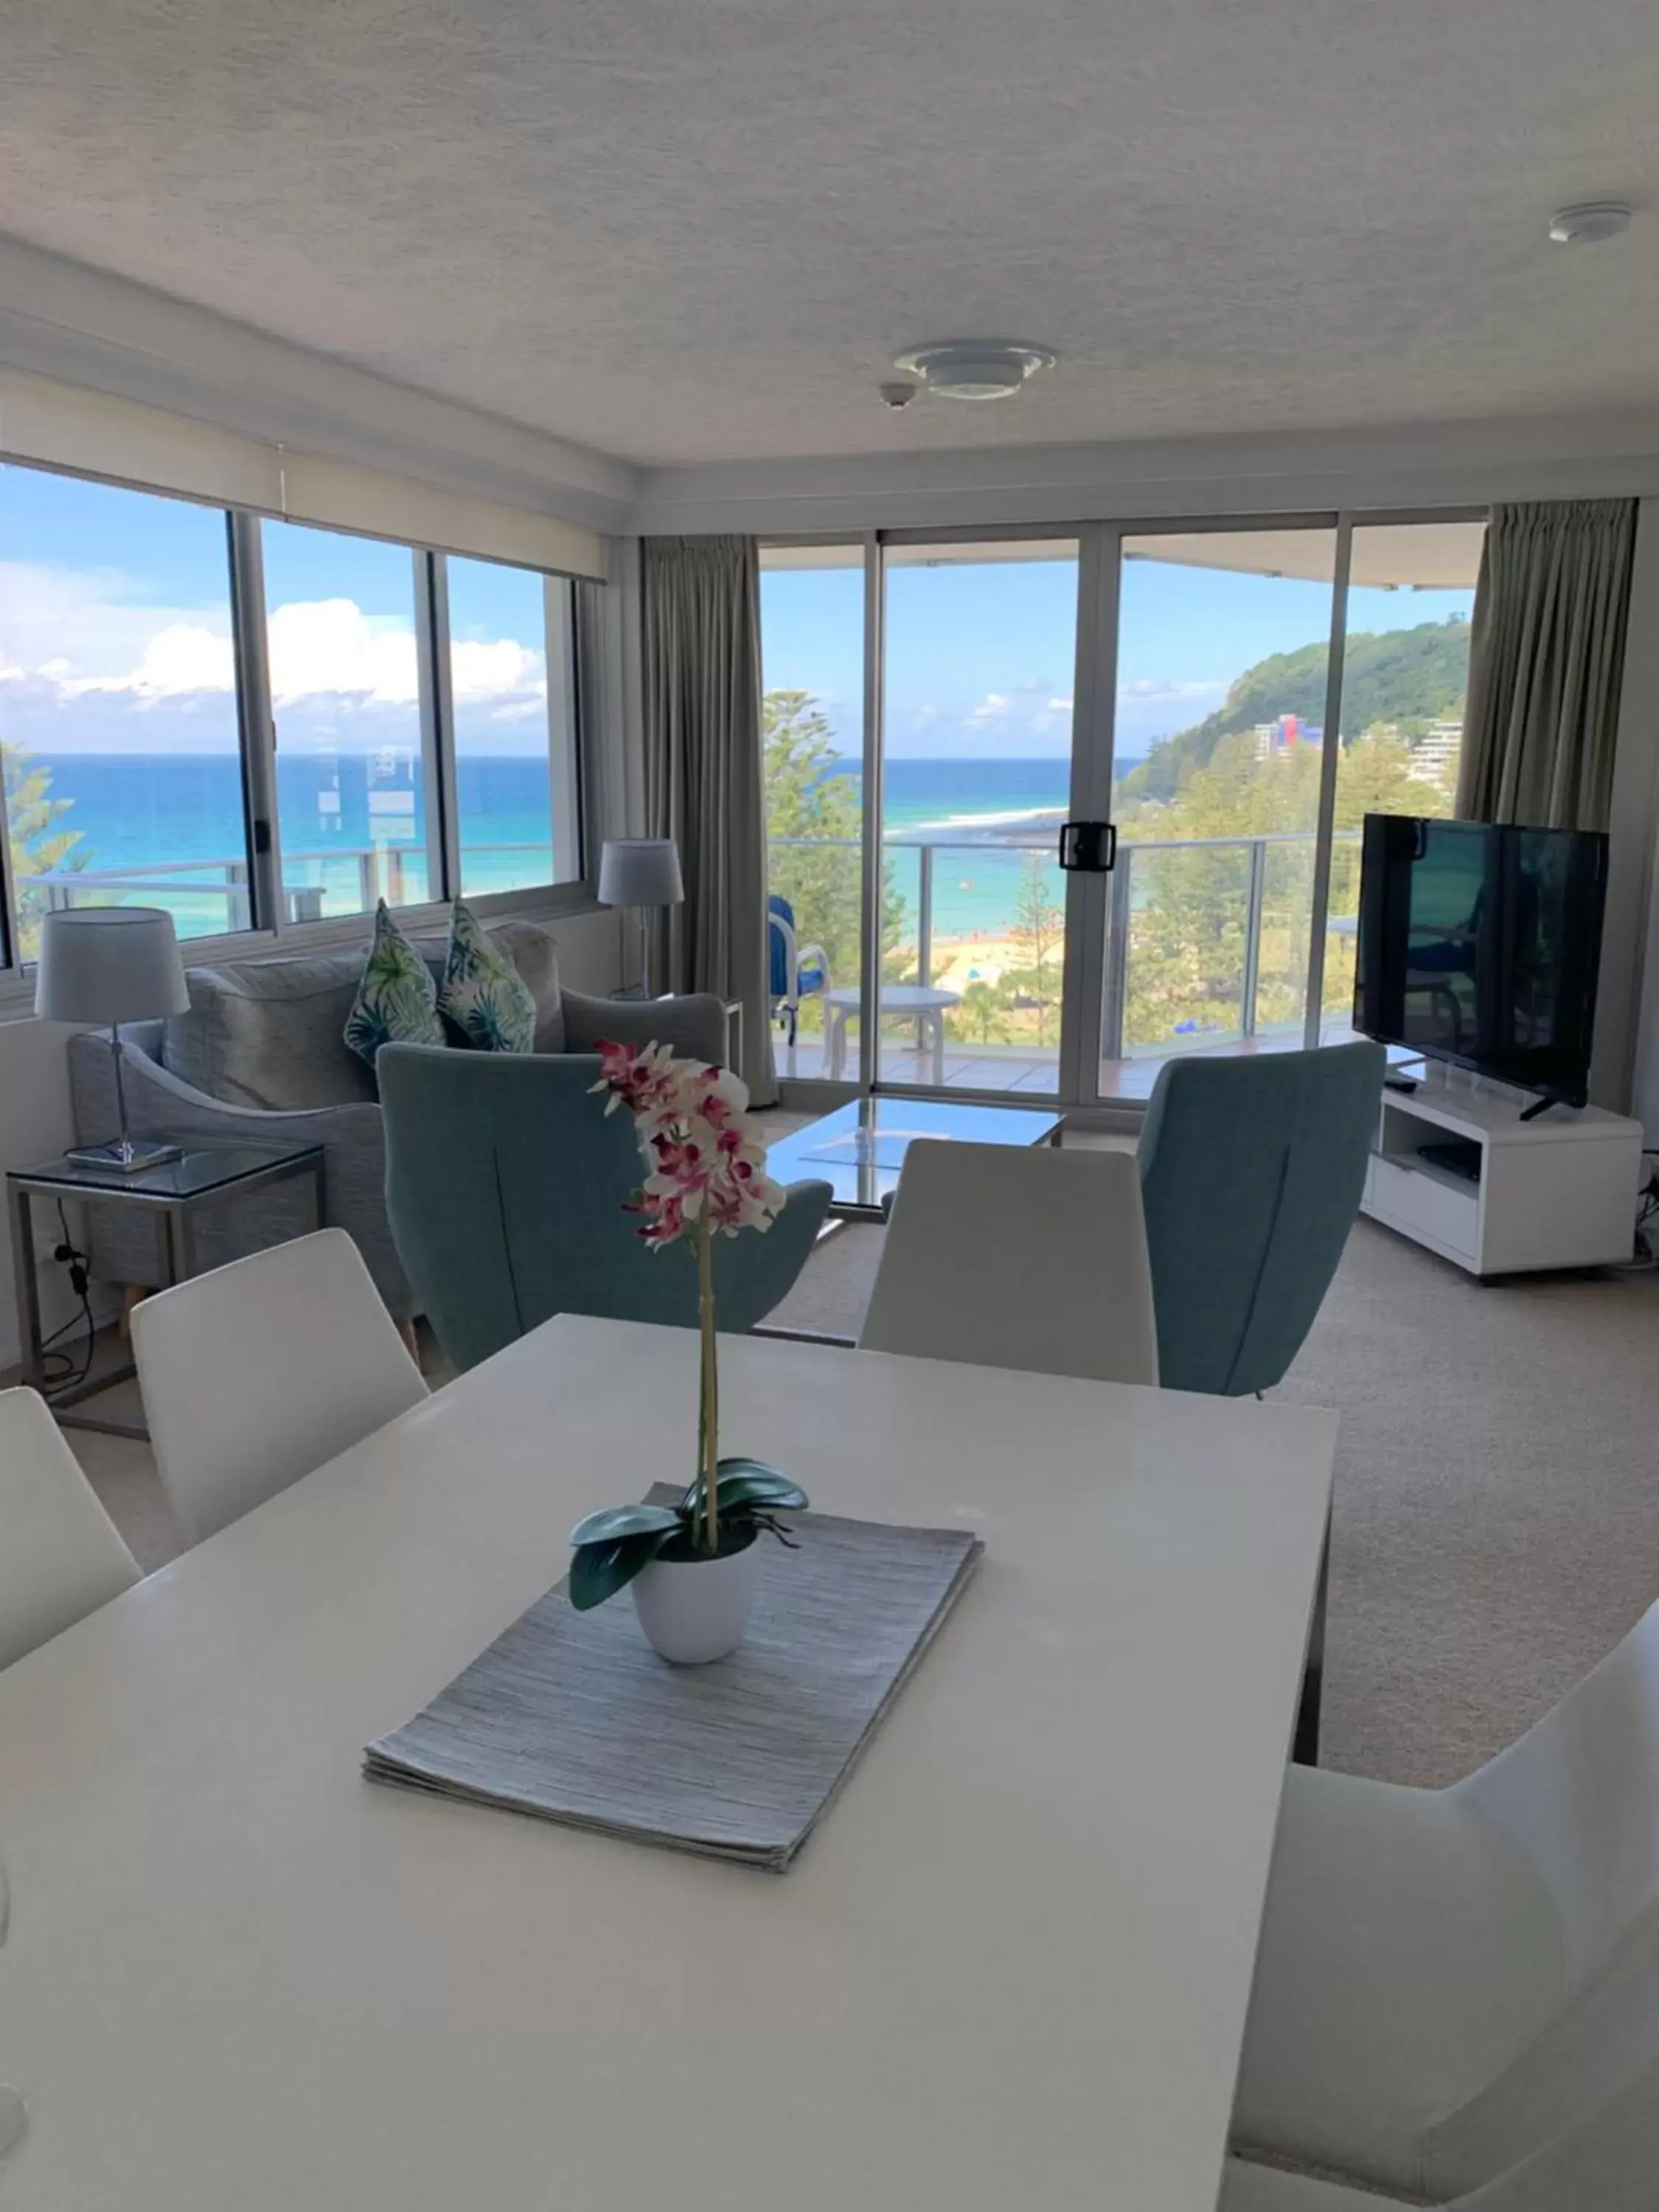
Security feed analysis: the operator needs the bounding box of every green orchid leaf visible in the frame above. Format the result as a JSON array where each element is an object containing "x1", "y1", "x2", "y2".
[
  {"x1": 717, "y1": 1457, "x2": 792, "y2": 1483},
  {"x1": 568, "y1": 1502, "x2": 685, "y2": 1549},
  {"x1": 568, "y1": 1528, "x2": 675, "y2": 1610},
  {"x1": 679, "y1": 1461, "x2": 809, "y2": 1520},
  {"x1": 714, "y1": 1470, "x2": 810, "y2": 1515}
]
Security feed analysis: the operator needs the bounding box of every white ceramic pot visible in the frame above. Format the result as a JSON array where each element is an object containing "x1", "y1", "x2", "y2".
[{"x1": 631, "y1": 1538, "x2": 762, "y2": 1664}]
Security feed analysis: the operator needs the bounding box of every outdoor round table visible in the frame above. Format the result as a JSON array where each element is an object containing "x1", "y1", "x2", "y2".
[{"x1": 821, "y1": 984, "x2": 963, "y2": 1085}]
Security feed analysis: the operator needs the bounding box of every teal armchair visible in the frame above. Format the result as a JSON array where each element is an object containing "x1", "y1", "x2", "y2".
[
  {"x1": 1138, "y1": 1041, "x2": 1386, "y2": 1398},
  {"x1": 378, "y1": 1045, "x2": 832, "y2": 1372}
]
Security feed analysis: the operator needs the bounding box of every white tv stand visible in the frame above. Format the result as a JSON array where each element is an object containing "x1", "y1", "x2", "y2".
[{"x1": 1360, "y1": 1064, "x2": 1644, "y2": 1277}]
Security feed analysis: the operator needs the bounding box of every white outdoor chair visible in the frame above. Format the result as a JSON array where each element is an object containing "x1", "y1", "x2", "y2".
[
  {"x1": 0, "y1": 1386, "x2": 139, "y2": 1669},
  {"x1": 131, "y1": 1228, "x2": 428, "y2": 1545},
  {"x1": 858, "y1": 1139, "x2": 1159, "y2": 1385},
  {"x1": 1233, "y1": 1588, "x2": 1659, "y2": 2200},
  {"x1": 1223, "y1": 2048, "x2": 1659, "y2": 2212}
]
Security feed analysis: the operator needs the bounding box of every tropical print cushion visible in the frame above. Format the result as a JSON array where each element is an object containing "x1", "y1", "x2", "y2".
[
  {"x1": 343, "y1": 901, "x2": 445, "y2": 1066},
  {"x1": 438, "y1": 900, "x2": 537, "y2": 1054}
]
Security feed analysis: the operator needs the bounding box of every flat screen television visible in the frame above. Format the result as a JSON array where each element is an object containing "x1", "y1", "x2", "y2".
[{"x1": 1354, "y1": 815, "x2": 1609, "y2": 1110}]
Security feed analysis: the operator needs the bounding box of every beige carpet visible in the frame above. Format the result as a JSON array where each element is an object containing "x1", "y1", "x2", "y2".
[
  {"x1": 771, "y1": 1213, "x2": 1659, "y2": 1789},
  {"x1": 47, "y1": 1200, "x2": 1659, "y2": 1791}
]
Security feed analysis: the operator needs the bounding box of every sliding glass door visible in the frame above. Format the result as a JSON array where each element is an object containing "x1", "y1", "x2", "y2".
[{"x1": 757, "y1": 513, "x2": 1484, "y2": 1107}]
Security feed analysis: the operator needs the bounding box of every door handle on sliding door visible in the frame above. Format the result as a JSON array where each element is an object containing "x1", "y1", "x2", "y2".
[{"x1": 1058, "y1": 821, "x2": 1117, "y2": 873}]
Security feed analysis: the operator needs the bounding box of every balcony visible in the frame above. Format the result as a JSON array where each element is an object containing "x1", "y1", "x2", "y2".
[
  {"x1": 18, "y1": 842, "x2": 554, "y2": 944},
  {"x1": 770, "y1": 827, "x2": 1363, "y2": 1097}
]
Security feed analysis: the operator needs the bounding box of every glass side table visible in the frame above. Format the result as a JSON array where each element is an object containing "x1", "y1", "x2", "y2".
[{"x1": 6, "y1": 1140, "x2": 326, "y2": 1439}]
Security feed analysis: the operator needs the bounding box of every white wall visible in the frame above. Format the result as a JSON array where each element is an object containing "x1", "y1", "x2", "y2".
[
  {"x1": 0, "y1": 1015, "x2": 94, "y2": 1374},
  {"x1": 0, "y1": 905, "x2": 624, "y2": 1374}
]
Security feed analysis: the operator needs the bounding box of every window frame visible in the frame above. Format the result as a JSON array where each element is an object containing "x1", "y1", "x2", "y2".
[
  {"x1": 435, "y1": 552, "x2": 585, "y2": 905},
  {"x1": 0, "y1": 459, "x2": 599, "y2": 1001}
]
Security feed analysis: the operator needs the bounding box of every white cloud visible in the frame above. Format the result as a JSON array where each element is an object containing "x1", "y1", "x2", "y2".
[
  {"x1": 451, "y1": 635, "x2": 546, "y2": 704},
  {"x1": 0, "y1": 561, "x2": 548, "y2": 736},
  {"x1": 1046, "y1": 695, "x2": 1073, "y2": 713},
  {"x1": 265, "y1": 598, "x2": 417, "y2": 703},
  {"x1": 0, "y1": 559, "x2": 231, "y2": 687},
  {"x1": 62, "y1": 622, "x2": 234, "y2": 700},
  {"x1": 966, "y1": 690, "x2": 1011, "y2": 724},
  {"x1": 1118, "y1": 676, "x2": 1226, "y2": 706}
]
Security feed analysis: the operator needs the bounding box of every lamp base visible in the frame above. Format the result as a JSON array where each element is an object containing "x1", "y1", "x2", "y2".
[{"x1": 64, "y1": 1138, "x2": 184, "y2": 1175}]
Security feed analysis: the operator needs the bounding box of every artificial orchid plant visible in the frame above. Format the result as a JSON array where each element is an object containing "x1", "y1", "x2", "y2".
[{"x1": 566, "y1": 1042, "x2": 808, "y2": 1610}]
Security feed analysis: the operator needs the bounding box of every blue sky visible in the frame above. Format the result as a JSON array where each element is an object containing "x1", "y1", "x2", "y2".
[
  {"x1": 0, "y1": 462, "x2": 552, "y2": 757},
  {"x1": 761, "y1": 552, "x2": 1476, "y2": 765}
]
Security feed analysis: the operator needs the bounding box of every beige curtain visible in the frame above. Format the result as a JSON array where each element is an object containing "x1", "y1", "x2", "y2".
[
  {"x1": 641, "y1": 535, "x2": 778, "y2": 1104},
  {"x1": 1456, "y1": 499, "x2": 1638, "y2": 830}
]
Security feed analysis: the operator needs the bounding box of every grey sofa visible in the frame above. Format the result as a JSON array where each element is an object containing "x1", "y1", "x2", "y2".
[{"x1": 66, "y1": 919, "x2": 730, "y2": 1321}]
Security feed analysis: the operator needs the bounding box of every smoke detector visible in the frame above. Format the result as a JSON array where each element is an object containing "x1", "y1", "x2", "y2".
[
  {"x1": 892, "y1": 340, "x2": 1057, "y2": 401},
  {"x1": 1548, "y1": 201, "x2": 1632, "y2": 246}
]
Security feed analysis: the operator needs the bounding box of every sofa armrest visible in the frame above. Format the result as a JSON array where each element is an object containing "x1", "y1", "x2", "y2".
[
  {"x1": 560, "y1": 988, "x2": 731, "y2": 1068},
  {"x1": 64, "y1": 1033, "x2": 412, "y2": 1317}
]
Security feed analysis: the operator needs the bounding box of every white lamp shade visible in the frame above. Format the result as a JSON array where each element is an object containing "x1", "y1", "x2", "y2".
[
  {"x1": 33, "y1": 907, "x2": 191, "y2": 1026},
  {"x1": 598, "y1": 839, "x2": 684, "y2": 909}
]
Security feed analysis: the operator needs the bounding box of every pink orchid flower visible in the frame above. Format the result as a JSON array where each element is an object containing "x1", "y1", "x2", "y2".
[{"x1": 593, "y1": 1042, "x2": 786, "y2": 1248}]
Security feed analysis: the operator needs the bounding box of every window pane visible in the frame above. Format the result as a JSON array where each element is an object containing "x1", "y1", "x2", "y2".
[
  {"x1": 760, "y1": 546, "x2": 864, "y2": 1076},
  {"x1": 261, "y1": 521, "x2": 430, "y2": 917},
  {"x1": 1322, "y1": 521, "x2": 1484, "y2": 1028},
  {"x1": 448, "y1": 557, "x2": 571, "y2": 895},
  {"x1": 0, "y1": 462, "x2": 248, "y2": 952},
  {"x1": 1108, "y1": 529, "x2": 1336, "y2": 1096},
  {"x1": 883, "y1": 540, "x2": 1079, "y2": 1092}
]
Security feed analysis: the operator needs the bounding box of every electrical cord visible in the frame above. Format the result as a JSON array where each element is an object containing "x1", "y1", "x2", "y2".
[
  {"x1": 40, "y1": 1200, "x2": 97, "y2": 1399},
  {"x1": 1613, "y1": 1149, "x2": 1659, "y2": 1273}
]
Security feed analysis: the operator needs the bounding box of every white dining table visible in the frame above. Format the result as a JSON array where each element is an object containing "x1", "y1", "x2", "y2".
[{"x1": 0, "y1": 1317, "x2": 1336, "y2": 2212}]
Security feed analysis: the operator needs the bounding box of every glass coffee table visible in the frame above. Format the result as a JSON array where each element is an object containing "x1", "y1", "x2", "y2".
[{"x1": 766, "y1": 1096, "x2": 1062, "y2": 1221}]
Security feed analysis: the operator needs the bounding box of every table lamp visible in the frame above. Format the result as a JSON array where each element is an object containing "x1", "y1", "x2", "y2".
[
  {"x1": 597, "y1": 838, "x2": 684, "y2": 998},
  {"x1": 34, "y1": 908, "x2": 191, "y2": 1172}
]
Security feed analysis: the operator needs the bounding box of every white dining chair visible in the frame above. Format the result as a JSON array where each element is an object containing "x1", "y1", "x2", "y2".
[
  {"x1": 131, "y1": 1228, "x2": 428, "y2": 1545},
  {"x1": 1224, "y1": 2046, "x2": 1659, "y2": 2212},
  {"x1": 0, "y1": 1386, "x2": 139, "y2": 1669},
  {"x1": 858, "y1": 1139, "x2": 1158, "y2": 1385},
  {"x1": 1232, "y1": 1588, "x2": 1659, "y2": 2200}
]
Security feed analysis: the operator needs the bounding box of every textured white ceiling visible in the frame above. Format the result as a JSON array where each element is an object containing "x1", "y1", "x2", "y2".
[{"x1": 1, "y1": 0, "x2": 1656, "y2": 468}]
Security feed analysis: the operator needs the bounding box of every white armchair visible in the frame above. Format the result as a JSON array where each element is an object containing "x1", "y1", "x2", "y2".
[
  {"x1": 1225, "y1": 2049, "x2": 1659, "y2": 2211},
  {"x1": 1233, "y1": 1589, "x2": 1659, "y2": 2199}
]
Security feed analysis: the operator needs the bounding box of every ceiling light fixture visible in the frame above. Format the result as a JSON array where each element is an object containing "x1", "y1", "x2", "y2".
[
  {"x1": 1548, "y1": 201, "x2": 1632, "y2": 246},
  {"x1": 893, "y1": 340, "x2": 1057, "y2": 401}
]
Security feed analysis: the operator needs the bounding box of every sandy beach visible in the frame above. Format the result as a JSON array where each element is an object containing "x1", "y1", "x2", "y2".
[{"x1": 904, "y1": 932, "x2": 1030, "y2": 992}]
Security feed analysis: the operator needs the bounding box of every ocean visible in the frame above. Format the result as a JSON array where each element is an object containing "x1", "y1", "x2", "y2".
[
  {"x1": 833, "y1": 754, "x2": 1074, "y2": 942},
  {"x1": 13, "y1": 751, "x2": 1089, "y2": 944}
]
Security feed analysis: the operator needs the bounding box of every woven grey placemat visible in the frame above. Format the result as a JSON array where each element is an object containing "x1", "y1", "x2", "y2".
[{"x1": 365, "y1": 1506, "x2": 984, "y2": 1871}]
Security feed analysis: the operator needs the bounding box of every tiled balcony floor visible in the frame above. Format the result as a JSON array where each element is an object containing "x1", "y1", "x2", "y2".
[{"x1": 773, "y1": 1020, "x2": 1362, "y2": 1100}]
